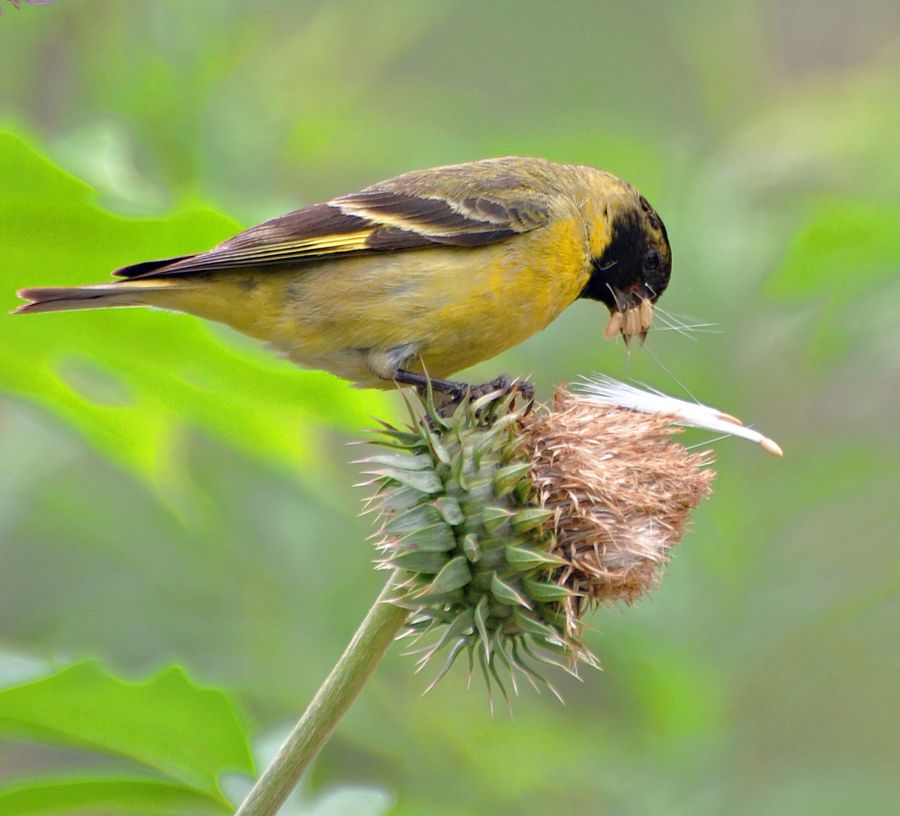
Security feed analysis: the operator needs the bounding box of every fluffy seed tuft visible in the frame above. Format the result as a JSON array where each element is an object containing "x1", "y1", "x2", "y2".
[
  {"x1": 360, "y1": 377, "x2": 777, "y2": 703},
  {"x1": 524, "y1": 389, "x2": 714, "y2": 636}
]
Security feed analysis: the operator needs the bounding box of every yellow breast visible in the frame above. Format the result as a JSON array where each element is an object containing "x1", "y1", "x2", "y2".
[{"x1": 140, "y1": 215, "x2": 592, "y2": 386}]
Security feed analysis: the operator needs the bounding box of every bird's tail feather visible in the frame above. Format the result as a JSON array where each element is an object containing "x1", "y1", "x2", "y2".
[{"x1": 12, "y1": 281, "x2": 183, "y2": 315}]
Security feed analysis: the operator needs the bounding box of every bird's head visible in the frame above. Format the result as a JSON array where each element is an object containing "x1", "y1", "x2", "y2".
[{"x1": 580, "y1": 189, "x2": 671, "y2": 344}]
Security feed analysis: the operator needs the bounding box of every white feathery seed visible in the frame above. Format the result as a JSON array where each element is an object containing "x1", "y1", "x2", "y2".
[{"x1": 575, "y1": 375, "x2": 783, "y2": 458}]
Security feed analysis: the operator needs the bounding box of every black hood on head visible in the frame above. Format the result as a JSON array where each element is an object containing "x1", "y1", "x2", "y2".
[{"x1": 580, "y1": 206, "x2": 671, "y2": 310}]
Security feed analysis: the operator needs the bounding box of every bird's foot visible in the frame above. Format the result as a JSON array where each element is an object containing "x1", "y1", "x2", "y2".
[
  {"x1": 391, "y1": 369, "x2": 534, "y2": 418},
  {"x1": 467, "y1": 374, "x2": 533, "y2": 403},
  {"x1": 435, "y1": 374, "x2": 534, "y2": 418}
]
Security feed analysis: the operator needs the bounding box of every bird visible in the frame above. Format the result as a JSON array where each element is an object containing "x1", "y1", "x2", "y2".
[{"x1": 14, "y1": 157, "x2": 672, "y2": 401}]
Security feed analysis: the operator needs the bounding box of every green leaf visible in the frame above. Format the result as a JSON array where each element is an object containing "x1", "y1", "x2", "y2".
[
  {"x1": 0, "y1": 776, "x2": 227, "y2": 815},
  {"x1": 766, "y1": 199, "x2": 900, "y2": 360},
  {"x1": 0, "y1": 130, "x2": 391, "y2": 486},
  {"x1": 0, "y1": 661, "x2": 253, "y2": 802},
  {"x1": 769, "y1": 200, "x2": 900, "y2": 301}
]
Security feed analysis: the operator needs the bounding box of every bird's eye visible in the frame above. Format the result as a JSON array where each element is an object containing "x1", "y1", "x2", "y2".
[{"x1": 643, "y1": 249, "x2": 661, "y2": 272}]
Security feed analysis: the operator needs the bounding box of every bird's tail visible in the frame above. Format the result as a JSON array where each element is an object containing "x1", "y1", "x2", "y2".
[{"x1": 12, "y1": 280, "x2": 183, "y2": 315}]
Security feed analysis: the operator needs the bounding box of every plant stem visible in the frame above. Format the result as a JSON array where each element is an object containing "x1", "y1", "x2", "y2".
[{"x1": 235, "y1": 573, "x2": 407, "y2": 816}]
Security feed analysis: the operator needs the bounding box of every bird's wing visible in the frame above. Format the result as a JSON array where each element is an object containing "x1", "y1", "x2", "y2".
[{"x1": 114, "y1": 170, "x2": 555, "y2": 280}]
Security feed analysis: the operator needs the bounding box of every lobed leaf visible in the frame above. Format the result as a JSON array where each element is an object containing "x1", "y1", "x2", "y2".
[
  {"x1": 0, "y1": 130, "x2": 390, "y2": 486},
  {"x1": 0, "y1": 777, "x2": 227, "y2": 816},
  {"x1": 0, "y1": 661, "x2": 253, "y2": 802}
]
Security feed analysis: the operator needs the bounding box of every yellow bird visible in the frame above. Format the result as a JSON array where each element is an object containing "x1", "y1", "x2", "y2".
[{"x1": 15, "y1": 157, "x2": 671, "y2": 398}]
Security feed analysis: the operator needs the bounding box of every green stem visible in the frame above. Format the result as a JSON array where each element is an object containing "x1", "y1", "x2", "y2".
[{"x1": 235, "y1": 573, "x2": 407, "y2": 816}]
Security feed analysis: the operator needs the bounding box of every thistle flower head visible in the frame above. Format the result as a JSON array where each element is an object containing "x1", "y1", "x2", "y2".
[
  {"x1": 359, "y1": 378, "x2": 779, "y2": 704},
  {"x1": 525, "y1": 389, "x2": 714, "y2": 620}
]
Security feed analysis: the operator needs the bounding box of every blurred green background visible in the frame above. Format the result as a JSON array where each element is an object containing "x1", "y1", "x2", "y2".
[{"x1": 1, "y1": 1, "x2": 898, "y2": 814}]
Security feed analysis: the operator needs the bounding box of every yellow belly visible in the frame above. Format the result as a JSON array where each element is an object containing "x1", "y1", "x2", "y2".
[{"x1": 140, "y1": 219, "x2": 591, "y2": 386}]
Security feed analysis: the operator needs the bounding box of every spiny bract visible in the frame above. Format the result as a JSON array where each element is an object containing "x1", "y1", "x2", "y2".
[
  {"x1": 360, "y1": 387, "x2": 593, "y2": 705},
  {"x1": 359, "y1": 382, "x2": 715, "y2": 706}
]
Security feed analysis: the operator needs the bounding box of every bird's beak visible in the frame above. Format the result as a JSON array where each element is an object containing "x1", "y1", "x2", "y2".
[{"x1": 603, "y1": 286, "x2": 654, "y2": 345}]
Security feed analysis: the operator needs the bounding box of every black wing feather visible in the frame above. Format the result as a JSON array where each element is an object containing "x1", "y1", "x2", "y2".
[{"x1": 114, "y1": 167, "x2": 552, "y2": 280}]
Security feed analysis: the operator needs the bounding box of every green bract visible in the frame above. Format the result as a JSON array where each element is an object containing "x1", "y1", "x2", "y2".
[
  {"x1": 360, "y1": 388, "x2": 596, "y2": 705},
  {"x1": 360, "y1": 379, "x2": 721, "y2": 705}
]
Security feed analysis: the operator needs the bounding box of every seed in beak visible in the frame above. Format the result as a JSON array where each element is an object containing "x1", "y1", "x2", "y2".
[
  {"x1": 624, "y1": 307, "x2": 641, "y2": 337},
  {"x1": 604, "y1": 311, "x2": 624, "y2": 341},
  {"x1": 639, "y1": 298, "x2": 653, "y2": 332}
]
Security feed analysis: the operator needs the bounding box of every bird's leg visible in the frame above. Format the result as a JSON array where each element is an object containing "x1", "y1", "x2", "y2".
[
  {"x1": 392, "y1": 369, "x2": 534, "y2": 416},
  {"x1": 391, "y1": 369, "x2": 470, "y2": 401}
]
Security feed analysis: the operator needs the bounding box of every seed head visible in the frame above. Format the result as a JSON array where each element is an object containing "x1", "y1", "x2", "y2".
[
  {"x1": 359, "y1": 378, "x2": 778, "y2": 704},
  {"x1": 525, "y1": 389, "x2": 713, "y2": 634}
]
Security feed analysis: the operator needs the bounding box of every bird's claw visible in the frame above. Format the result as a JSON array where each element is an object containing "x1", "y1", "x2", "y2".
[{"x1": 436, "y1": 374, "x2": 534, "y2": 417}]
